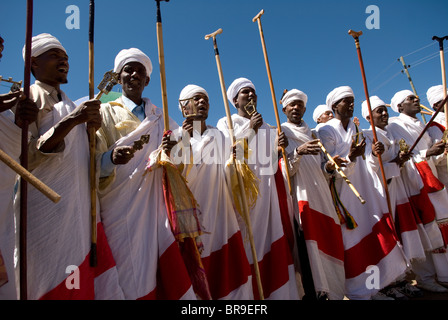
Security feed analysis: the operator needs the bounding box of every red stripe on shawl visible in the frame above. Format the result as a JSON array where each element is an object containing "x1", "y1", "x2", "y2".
[
  {"x1": 430, "y1": 121, "x2": 446, "y2": 133},
  {"x1": 344, "y1": 214, "x2": 399, "y2": 279},
  {"x1": 201, "y1": 231, "x2": 252, "y2": 299},
  {"x1": 39, "y1": 222, "x2": 116, "y2": 300},
  {"x1": 394, "y1": 202, "x2": 419, "y2": 238},
  {"x1": 252, "y1": 235, "x2": 294, "y2": 300},
  {"x1": 138, "y1": 241, "x2": 193, "y2": 300},
  {"x1": 275, "y1": 159, "x2": 296, "y2": 253},
  {"x1": 415, "y1": 161, "x2": 445, "y2": 193},
  {"x1": 299, "y1": 201, "x2": 345, "y2": 262}
]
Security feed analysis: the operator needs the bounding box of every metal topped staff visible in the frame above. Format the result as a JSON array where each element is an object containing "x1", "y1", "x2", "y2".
[
  {"x1": 252, "y1": 9, "x2": 293, "y2": 195},
  {"x1": 205, "y1": 28, "x2": 264, "y2": 300},
  {"x1": 348, "y1": 30, "x2": 393, "y2": 219}
]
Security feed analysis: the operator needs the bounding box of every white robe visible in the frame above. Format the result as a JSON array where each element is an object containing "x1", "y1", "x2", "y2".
[
  {"x1": 281, "y1": 121, "x2": 346, "y2": 300},
  {"x1": 97, "y1": 98, "x2": 196, "y2": 300},
  {"x1": 317, "y1": 118, "x2": 408, "y2": 300},
  {"x1": 363, "y1": 126, "x2": 427, "y2": 262},
  {"x1": 217, "y1": 114, "x2": 301, "y2": 300},
  {"x1": 22, "y1": 91, "x2": 123, "y2": 300},
  {"x1": 170, "y1": 125, "x2": 253, "y2": 300},
  {"x1": 388, "y1": 114, "x2": 448, "y2": 282},
  {"x1": 0, "y1": 111, "x2": 21, "y2": 300}
]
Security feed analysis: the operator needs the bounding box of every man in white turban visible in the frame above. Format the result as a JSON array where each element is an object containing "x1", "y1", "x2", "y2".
[
  {"x1": 96, "y1": 49, "x2": 197, "y2": 300},
  {"x1": 317, "y1": 86, "x2": 408, "y2": 300},
  {"x1": 161, "y1": 84, "x2": 254, "y2": 299},
  {"x1": 21, "y1": 33, "x2": 123, "y2": 300},
  {"x1": 279, "y1": 89, "x2": 346, "y2": 300},
  {"x1": 217, "y1": 77, "x2": 302, "y2": 300},
  {"x1": 388, "y1": 89, "x2": 448, "y2": 293},
  {"x1": 426, "y1": 85, "x2": 448, "y2": 128}
]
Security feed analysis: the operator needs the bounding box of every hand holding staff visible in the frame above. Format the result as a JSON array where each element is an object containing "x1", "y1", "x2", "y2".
[
  {"x1": 205, "y1": 28, "x2": 264, "y2": 300},
  {"x1": 252, "y1": 9, "x2": 293, "y2": 195}
]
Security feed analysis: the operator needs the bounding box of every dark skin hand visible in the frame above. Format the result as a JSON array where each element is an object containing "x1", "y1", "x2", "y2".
[
  {"x1": 15, "y1": 95, "x2": 39, "y2": 129},
  {"x1": 0, "y1": 91, "x2": 22, "y2": 113},
  {"x1": 348, "y1": 137, "x2": 366, "y2": 162}
]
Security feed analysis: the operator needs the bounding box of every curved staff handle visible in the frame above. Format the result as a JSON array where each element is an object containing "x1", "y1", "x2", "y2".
[
  {"x1": 205, "y1": 28, "x2": 264, "y2": 300},
  {"x1": 252, "y1": 9, "x2": 293, "y2": 195}
]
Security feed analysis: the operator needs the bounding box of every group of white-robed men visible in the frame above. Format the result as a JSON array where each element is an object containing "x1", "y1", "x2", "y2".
[{"x1": 1, "y1": 32, "x2": 448, "y2": 300}]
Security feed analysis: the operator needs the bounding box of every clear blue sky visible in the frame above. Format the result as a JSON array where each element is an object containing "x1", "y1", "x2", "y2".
[{"x1": 1, "y1": 0, "x2": 447, "y2": 128}]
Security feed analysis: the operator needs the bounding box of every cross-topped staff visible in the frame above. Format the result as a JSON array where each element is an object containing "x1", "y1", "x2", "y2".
[
  {"x1": 20, "y1": 0, "x2": 33, "y2": 300},
  {"x1": 252, "y1": 9, "x2": 293, "y2": 195},
  {"x1": 155, "y1": 0, "x2": 170, "y2": 131},
  {"x1": 205, "y1": 28, "x2": 264, "y2": 300},
  {"x1": 348, "y1": 30, "x2": 394, "y2": 221}
]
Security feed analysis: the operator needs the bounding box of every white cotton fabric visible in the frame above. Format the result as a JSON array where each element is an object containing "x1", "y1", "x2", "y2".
[
  {"x1": 325, "y1": 86, "x2": 354, "y2": 109},
  {"x1": 22, "y1": 33, "x2": 66, "y2": 60},
  {"x1": 217, "y1": 114, "x2": 301, "y2": 300},
  {"x1": 317, "y1": 118, "x2": 408, "y2": 300},
  {"x1": 114, "y1": 48, "x2": 153, "y2": 77},
  {"x1": 0, "y1": 112, "x2": 21, "y2": 300},
  {"x1": 226, "y1": 78, "x2": 256, "y2": 108},
  {"x1": 313, "y1": 105, "x2": 331, "y2": 123},
  {"x1": 426, "y1": 85, "x2": 448, "y2": 108},
  {"x1": 361, "y1": 96, "x2": 386, "y2": 120},
  {"x1": 178, "y1": 84, "x2": 209, "y2": 111},
  {"x1": 281, "y1": 121, "x2": 346, "y2": 300},
  {"x1": 280, "y1": 89, "x2": 308, "y2": 109},
  {"x1": 390, "y1": 90, "x2": 413, "y2": 113}
]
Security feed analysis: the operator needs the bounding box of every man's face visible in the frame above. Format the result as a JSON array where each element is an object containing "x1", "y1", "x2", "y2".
[
  {"x1": 182, "y1": 93, "x2": 210, "y2": 120},
  {"x1": 318, "y1": 110, "x2": 334, "y2": 124},
  {"x1": 32, "y1": 48, "x2": 69, "y2": 86},
  {"x1": 234, "y1": 87, "x2": 257, "y2": 117},
  {"x1": 283, "y1": 99, "x2": 306, "y2": 125},
  {"x1": 119, "y1": 62, "x2": 149, "y2": 99},
  {"x1": 333, "y1": 96, "x2": 354, "y2": 120},
  {"x1": 433, "y1": 99, "x2": 446, "y2": 114},
  {"x1": 398, "y1": 95, "x2": 420, "y2": 117},
  {"x1": 368, "y1": 105, "x2": 388, "y2": 130}
]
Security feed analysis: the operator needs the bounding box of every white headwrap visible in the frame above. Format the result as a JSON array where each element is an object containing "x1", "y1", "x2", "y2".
[
  {"x1": 178, "y1": 84, "x2": 209, "y2": 111},
  {"x1": 114, "y1": 48, "x2": 153, "y2": 78},
  {"x1": 22, "y1": 33, "x2": 66, "y2": 60},
  {"x1": 426, "y1": 85, "x2": 448, "y2": 107},
  {"x1": 390, "y1": 89, "x2": 413, "y2": 113},
  {"x1": 226, "y1": 77, "x2": 256, "y2": 108},
  {"x1": 280, "y1": 89, "x2": 308, "y2": 108},
  {"x1": 326, "y1": 86, "x2": 354, "y2": 109},
  {"x1": 312, "y1": 104, "x2": 332, "y2": 123},
  {"x1": 361, "y1": 96, "x2": 386, "y2": 120}
]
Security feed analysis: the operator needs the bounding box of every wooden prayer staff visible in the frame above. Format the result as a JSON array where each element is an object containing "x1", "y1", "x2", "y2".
[
  {"x1": 88, "y1": 0, "x2": 97, "y2": 267},
  {"x1": 155, "y1": 0, "x2": 170, "y2": 131},
  {"x1": 20, "y1": 0, "x2": 33, "y2": 300},
  {"x1": 348, "y1": 30, "x2": 393, "y2": 216},
  {"x1": 399, "y1": 56, "x2": 427, "y2": 124},
  {"x1": 205, "y1": 28, "x2": 264, "y2": 300},
  {"x1": 316, "y1": 139, "x2": 366, "y2": 204},
  {"x1": 432, "y1": 35, "x2": 448, "y2": 172},
  {"x1": 252, "y1": 9, "x2": 293, "y2": 196},
  {"x1": 407, "y1": 94, "x2": 448, "y2": 155}
]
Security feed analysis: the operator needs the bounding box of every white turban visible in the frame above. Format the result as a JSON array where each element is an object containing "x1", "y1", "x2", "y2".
[
  {"x1": 426, "y1": 85, "x2": 448, "y2": 107},
  {"x1": 226, "y1": 77, "x2": 256, "y2": 108},
  {"x1": 178, "y1": 84, "x2": 209, "y2": 111},
  {"x1": 114, "y1": 48, "x2": 153, "y2": 78},
  {"x1": 326, "y1": 86, "x2": 354, "y2": 109},
  {"x1": 390, "y1": 90, "x2": 413, "y2": 113},
  {"x1": 313, "y1": 104, "x2": 332, "y2": 123},
  {"x1": 361, "y1": 96, "x2": 386, "y2": 120},
  {"x1": 280, "y1": 89, "x2": 308, "y2": 108},
  {"x1": 22, "y1": 33, "x2": 66, "y2": 60}
]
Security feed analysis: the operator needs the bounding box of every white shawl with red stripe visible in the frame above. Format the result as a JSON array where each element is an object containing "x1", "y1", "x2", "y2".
[
  {"x1": 97, "y1": 99, "x2": 196, "y2": 300},
  {"x1": 364, "y1": 126, "x2": 427, "y2": 262},
  {"x1": 0, "y1": 111, "x2": 21, "y2": 299},
  {"x1": 170, "y1": 125, "x2": 253, "y2": 299},
  {"x1": 317, "y1": 118, "x2": 407, "y2": 300},
  {"x1": 281, "y1": 121, "x2": 345, "y2": 300},
  {"x1": 23, "y1": 93, "x2": 123, "y2": 300},
  {"x1": 217, "y1": 114, "x2": 302, "y2": 300}
]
